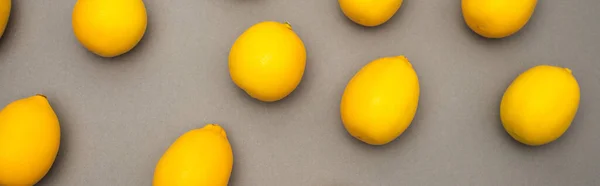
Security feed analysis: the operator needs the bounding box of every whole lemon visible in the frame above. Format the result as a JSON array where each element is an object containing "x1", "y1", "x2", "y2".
[
  {"x1": 462, "y1": 0, "x2": 537, "y2": 38},
  {"x1": 341, "y1": 56, "x2": 419, "y2": 145},
  {"x1": 72, "y1": 0, "x2": 147, "y2": 57},
  {"x1": 0, "y1": 0, "x2": 10, "y2": 39},
  {"x1": 338, "y1": 0, "x2": 403, "y2": 27},
  {"x1": 501, "y1": 65, "x2": 580, "y2": 146},
  {"x1": 229, "y1": 21, "x2": 306, "y2": 102},
  {"x1": 153, "y1": 124, "x2": 233, "y2": 186},
  {"x1": 0, "y1": 95, "x2": 61, "y2": 186}
]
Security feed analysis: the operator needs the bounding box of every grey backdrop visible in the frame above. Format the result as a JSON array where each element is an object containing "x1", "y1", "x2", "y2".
[{"x1": 1, "y1": 0, "x2": 599, "y2": 185}]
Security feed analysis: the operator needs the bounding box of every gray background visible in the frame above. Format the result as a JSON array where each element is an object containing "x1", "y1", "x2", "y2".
[{"x1": 0, "y1": 0, "x2": 599, "y2": 185}]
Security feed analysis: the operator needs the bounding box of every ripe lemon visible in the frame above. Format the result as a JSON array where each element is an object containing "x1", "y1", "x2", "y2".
[
  {"x1": 0, "y1": 0, "x2": 10, "y2": 39},
  {"x1": 462, "y1": 0, "x2": 537, "y2": 38},
  {"x1": 153, "y1": 124, "x2": 233, "y2": 186},
  {"x1": 72, "y1": 0, "x2": 147, "y2": 57},
  {"x1": 341, "y1": 56, "x2": 419, "y2": 145},
  {"x1": 338, "y1": 0, "x2": 403, "y2": 27},
  {"x1": 229, "y1": 21, "x2": 306, "y2": 102},
  {"x1": 501, "y1": 65, "x2": 580, "y2": 146},
  {"x1": 0, "y1": 95, "x2": 61, "y2": 186}
]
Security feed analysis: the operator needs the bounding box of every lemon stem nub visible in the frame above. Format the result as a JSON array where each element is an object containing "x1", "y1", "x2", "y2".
[
  {"x1": 283, "y1": 21, "x2": 292, "y2": 29},
  {"x1": 35, "y1": 94, "x2": 47, "y2": 99}
]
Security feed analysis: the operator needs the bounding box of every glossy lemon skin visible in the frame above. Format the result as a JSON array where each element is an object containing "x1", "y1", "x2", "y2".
[
  {"x1": 341, "y1": 56, "x2": 419, "y2": 145},
  {"x1": 229, "y1": 21, "x2": 306, "y2": 102},
  {"x1": 0, "y1": 0, "x2": 10, "y2": 39},
  {"x1": 153, "y1": 124, "x2": 233, "y2": 186},
  {"x1": 72, "y1": 0, "x2": 147, "y2": 57},
  {"x1": 501, "y1": 65, "x2": 580, "y2": 146},
  {"x1": 338, "y1": 0, "x2": 403, "y2": 27},
  {"x1": 0, "y1": 95, "x2": 61, "y2": 186},
  {"x1": 462, "y1": 0, "x2": 537, "y2": 38}
]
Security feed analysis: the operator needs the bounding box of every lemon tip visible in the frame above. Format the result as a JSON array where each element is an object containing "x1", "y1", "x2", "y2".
[
  {"x1": 203, "y1": 124, "x2": 228, "y2": 138},
  {"x1": 565, "y1": 68, "x2": 572, "y2": 74}
]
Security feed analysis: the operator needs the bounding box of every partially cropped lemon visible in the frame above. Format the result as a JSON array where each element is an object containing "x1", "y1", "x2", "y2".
[
  {"x1": 338, "y1": 0, "x2": 403, "y2": 27},
  {"x1": 229, "y1": 21, "x2": 306, "y2": 102},
  {"x1": 72, "y1": 0, "x2": 147, "y2": 57},
  {"x1": 0, "y1": 0, "x2": 10, "y2": 39},
  {"x1": 462, "y1": 0, "x2": 537, "y2": 38},
  {"x1": 341, "y1": 56, "x2": 419, "y2": 145},
  {"x1": 153, "y1": 124, "x2": 233, "y2": 186},
  {"x1": 501, "y1": 65, "x2": 580, "y2": 146},
  {"x1": 0, "y1": 95, "x2": 61, "y2": 186}
]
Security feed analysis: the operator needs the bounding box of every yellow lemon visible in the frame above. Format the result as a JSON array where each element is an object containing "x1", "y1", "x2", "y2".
[
  {"x1": 338, "y1": 0, "x2": 403, "y2": 27},
  {"x1": 72, "y1": 0, "x2": 147, "y2": 57},
  {"x1": 462, "y1": 0, "x2": 537, "y2": 38},
  {"x1": 0, "y1": 0, "x2": 10, "y2": 39},
  {"x1": 341, "y1": 56, "x2": 419, "y2": 145},
  {"x1": 501, "y1": 65, "x2": 580, "y2": 146},
  {"x1": 153, "y1": 124, "x2": 233, "y2": 186},
  {"x1": 229, "y1": 21, "x2": 306, "y2": 102},
  {"x1": 0, "y1": 95, "x2": 61, "y2": 186}
]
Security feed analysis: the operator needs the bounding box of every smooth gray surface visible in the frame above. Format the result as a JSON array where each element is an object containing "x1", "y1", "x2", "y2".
[{"x1": 1, "y1": 0, "x2": 599, "y2": 185}]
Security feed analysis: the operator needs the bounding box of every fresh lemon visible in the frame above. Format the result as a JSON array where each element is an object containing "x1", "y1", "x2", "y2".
[
  {"x1": 501, "y1": 65, "x2": 580, "y2": 146},
  {"x1": 229, "y1": 21, "x2": 306, "y2": 102},
  {"x1": 72, "y1": 0, "x2": 147, "y2": 57},
  {"x1": 153, "y1": 124, "x2": 233, "y2": 186},
  {"x1": 0, "y1": 0, "x2": 10, "y2": 39},
  {"x1": 341, "y1": 56, "x2": 419, "y2": 145},
  {"x1": 462, "y1": 0, "x2": 537, "y2": 38},
  {"x1": 0, "y1": 95, "x2": 61, "y2": 186},
  {"x1": 338, "y1": 0, "x2": 403, "y2": 27}
]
